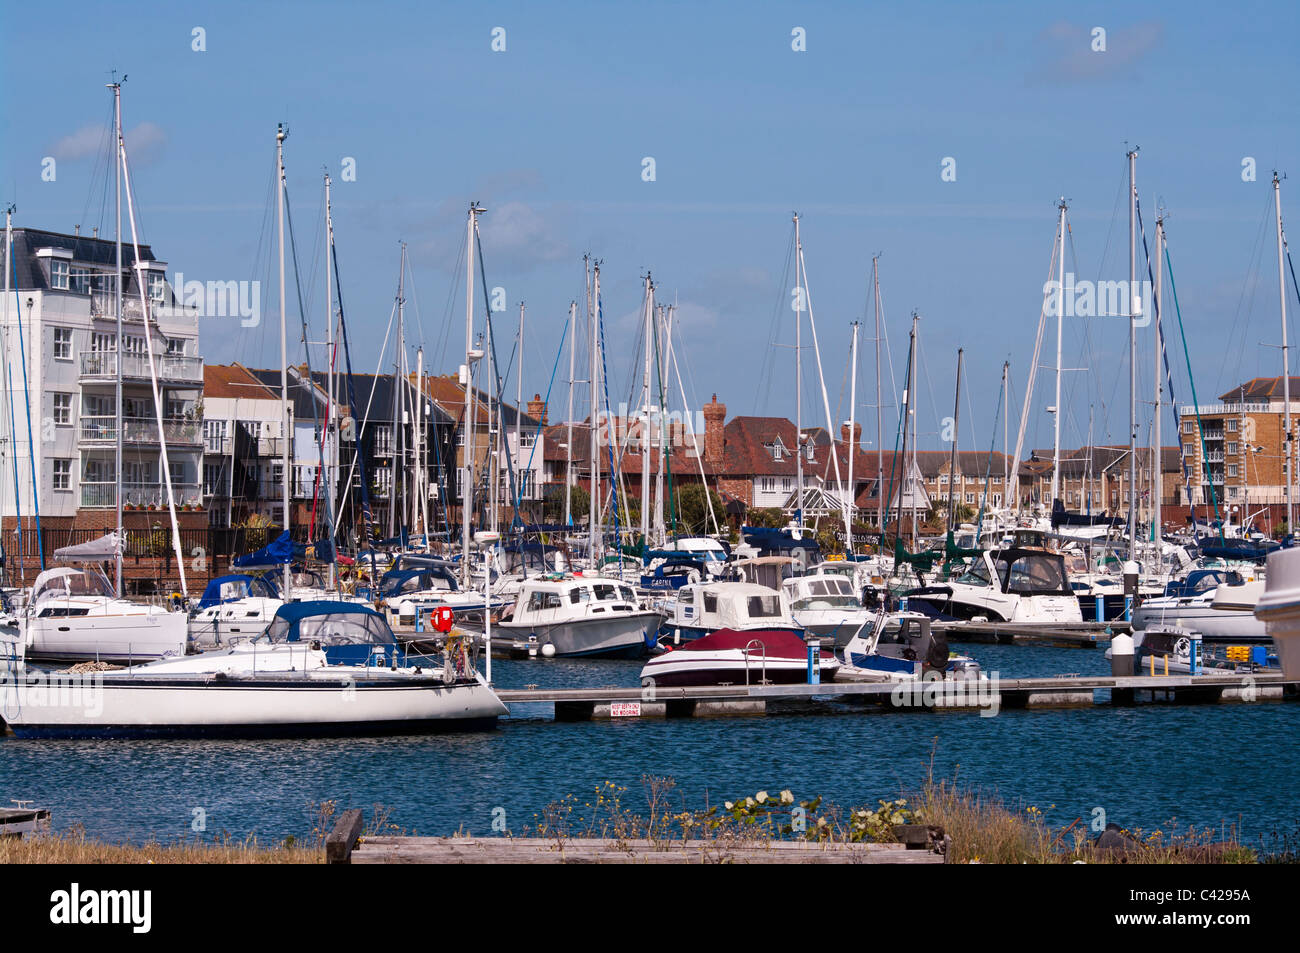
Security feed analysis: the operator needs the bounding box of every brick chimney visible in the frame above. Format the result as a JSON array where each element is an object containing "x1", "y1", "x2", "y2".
[
  {"x1": 527, "y1": 393, "x2": 547, "y2": 425},
  {"x1": 840, "y1": 421, "x2": 862, "y2": 448},
  {"x1": 703, "y1": 393, "x2": 726, "y2": 469}
]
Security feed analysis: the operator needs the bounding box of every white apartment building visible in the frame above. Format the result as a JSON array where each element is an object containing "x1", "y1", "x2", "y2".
[{"x1": 1, "y1": 226, "x2": 203, "y2": 523}]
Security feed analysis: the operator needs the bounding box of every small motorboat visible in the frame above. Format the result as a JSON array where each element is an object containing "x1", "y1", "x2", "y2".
[
  {"x1": 638, "y1": 627, "x2": 838, "y2": 687},
  {"x1": 0, "y1": 601, "x2": 507, "y2": 738},
  {"x1": 839, "y1": 611, "x2": 981, "y2": 682}
]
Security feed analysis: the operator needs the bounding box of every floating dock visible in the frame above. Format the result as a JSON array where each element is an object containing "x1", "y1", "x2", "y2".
[
  {"x1": 932, "y1": 620, "x2": 1124, "y2": 648},
  {"x1": 497, "y1": 671, "x2": 1295, "y2": 720}
]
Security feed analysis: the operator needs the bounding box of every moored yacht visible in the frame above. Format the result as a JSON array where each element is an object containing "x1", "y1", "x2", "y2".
[
  {"x1": 903, "y1": 545, "x2": 1082, "y2": 624},
  {"x1": 0, "y1": 601, "x2": 507, "y2": 738},
  {"x1": 21, "y1": 566, "x2": 188, "y2": 663},
  {"x1": 498, "y1": 576, "x2": 663, "y2": 658},
  {"x1": 781, "y1": 572, "x2": 875, "y2": 647},
  {"x1": 661, "y1": 580, "x2": 801, "y2": 644}
]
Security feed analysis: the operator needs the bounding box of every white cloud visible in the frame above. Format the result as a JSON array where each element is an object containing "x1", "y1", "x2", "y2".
[{"x1": 50, "y1": 121, "x2": 167, "y2": 164}]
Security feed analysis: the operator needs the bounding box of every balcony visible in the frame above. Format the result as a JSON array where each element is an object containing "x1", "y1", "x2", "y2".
[
  {"x1": 80, "y1": 481, "x2": 203, "y2": 509},
  {"x1": 80, "y1": 351, "x2": 203, "y2": 386},
  {"x1": 78, "y1": 416, "x2": 204, "y2": 447},
  {"x1": 257, "y1": 436, "x2": 292, "y2": 458}
]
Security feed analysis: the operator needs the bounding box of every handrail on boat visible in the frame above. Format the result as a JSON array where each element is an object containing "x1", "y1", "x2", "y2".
[{"x1": 743, "y1": 639, "x2": 767, "y2": 686}]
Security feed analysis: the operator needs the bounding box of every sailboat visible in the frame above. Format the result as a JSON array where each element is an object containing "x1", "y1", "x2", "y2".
[{"x1": 14, "y1": 83, "x2": 189, "y2": 663}]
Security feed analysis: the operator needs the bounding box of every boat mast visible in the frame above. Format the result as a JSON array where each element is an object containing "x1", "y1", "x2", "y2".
[
  {"x1": 324, "y1": 172, "x2": 337, "y2": 588},
  {"x1": 1050, "y1": 198, "x2": 1067, "y2": 507},
  {"x1": 564, "y1": 300, "x2": 576, "y2": 529},
  {"x1": 516, "y1": 300, "x2": 524, "y2": 528},
  {"x1": 847, "y1": 320, "x2": 859, "y2": 554},
  {"x1": 1127, "y1": 148, "x2": 1139, "y2": 549},
  {"x1": 589, "y1": 261, "x2": 601, "y2": 570},
  {"x1": 947, "y1": 348, "x2": 963, "y2": 537},
  {"x1": 793, "y1": 213, "x2": 804, "y2": 532},
  {"x1": 112, "y1": 80, "x2": 124, "y2": 596},
  {"x1": 640, "y1": 273, "x2": 653, "y2": 544},
  {"x1": 1153, "y1": 212, "x2": 1165, "y2": 551},
  {"x1": 1275, "y1": 171, "x2": 1294, "y2": 534},
  {"x1": 276, "y1": 123, "x2": 291, "y2": 600},
  {"x1": 874, "y1": 255, "x2": 883, "y2": 536},
  {"x1": 909, "y1": 312, "x2": 919, "y2": 548},
  {"x1": 415, "y1": 345, "x2": 424, "y2": 539},
  {"x1": 392, "y1": 243, "x2": 405, "y2": 539},
  {"x1": 461, "y1": 204, "x2": 484, "y2": 589},
  {"x1": 1002, "y1": 361, "x2": 1010, "y2": 518}
]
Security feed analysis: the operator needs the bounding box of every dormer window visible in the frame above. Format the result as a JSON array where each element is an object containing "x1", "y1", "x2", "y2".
[
  {"x1": 50, "y1": 259, "x2": 70, "y2": 290},
  {"x1": 805, "y1": 442, "x2": 814, "y2": 462}
]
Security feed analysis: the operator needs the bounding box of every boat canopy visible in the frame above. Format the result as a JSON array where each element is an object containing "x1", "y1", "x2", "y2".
[
  {"x1": 377, "y1": 567, "x2": 459, "y2": 598},
  {"x1": 676, "y1": 627, "x2": 808, "y2": 658},
  {"x1": 264, "y1": 601, "x2": 395, "y2": 646},
  {"x1": 197, "y1": 574, "x2": 278, "y2": 609},
  {"x1": 31, "y1": 566, "x2": 115, "y2": 601},
  {"x1": 53, "y1": 532, "x2": 121, "y2": 561}
]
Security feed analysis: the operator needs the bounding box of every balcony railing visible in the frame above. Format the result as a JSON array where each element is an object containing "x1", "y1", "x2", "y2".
[
  {"x1": 257, "y1": 436, "x2": 292, "y2": 458},
  {"x1": 80, "y1": 351, "x2": 203, "y2": 385},
  {"x1": 204, "y1": 434, "x2": 232, "y2": 454},
  {"x1": 80, "y1": 481, "x2": 203, "y2": 509},
  {"x1": 78, "y1": 416, "x2": 203, "y2": 446}
]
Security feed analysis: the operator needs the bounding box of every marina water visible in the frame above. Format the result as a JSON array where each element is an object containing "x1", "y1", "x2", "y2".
[{"x1": 3, "y1": 644, "x2": 1296, "y2": 847}]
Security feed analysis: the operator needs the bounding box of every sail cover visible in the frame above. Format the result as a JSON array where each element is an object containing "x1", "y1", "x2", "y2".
[
  {"x1": 53, "y1": 532, "x2": 121, "y2": 561},
  {"x1": 233, "y1": 530, "x2": 295, "y2": 568}
]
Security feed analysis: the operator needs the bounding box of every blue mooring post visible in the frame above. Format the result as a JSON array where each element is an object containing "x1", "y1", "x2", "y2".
[
  {"x1": 1190, "y1": 634, "x2": 1202, "y2": 676},
  {"x1": 1095, "y1": 596, "x2": 1104, "y2": 623},
  {"x1": 1124, "y1": 595, "x2": 1132, "y2": 624},
  {"x1": 414, "y1": 606, "x2": 423, "y2": 634},
  {"x1": 806, "y1": 636, "x2": 820, "y2": 685}
]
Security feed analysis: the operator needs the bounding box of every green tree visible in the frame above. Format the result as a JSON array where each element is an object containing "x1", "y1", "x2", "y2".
[
  {"x1": 543, "y1": 484, "x2": 590, "y2": 523},
  {"x1": 746, "y1": 507, "x2": 787, "y2": 529},
  {"x1": 675, "y1": 484, "x2": 724, "y2": 535}
]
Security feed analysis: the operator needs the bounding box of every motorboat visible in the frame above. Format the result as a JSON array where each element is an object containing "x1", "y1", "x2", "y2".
[
  {"x1": 902, "y1": 545, "x2": 1082, "y2": 624},
  {"x1": 374, "y1": 564, "x2": 508, "y2": 627},
  {"x1": 660, "y1": 581, "x2": 801, "y2": 644},
  {"x1": 20, "y1": 567, "x2": 188, "y2": 663},
  {"x1": 838, "y1": 611, "x2": 981, "y2": 681},
  {"x1": 638, "y1": 627, "x2": 838, "y2": 687},
  {"x1": 1133, "y1": 571, "x2": 1268, "y2": 644},
  {"x1": 188, "y1": 573, "x2": 283, "y2": 649},
  {"x1": 1255, "y1": 546, "x2": 1300, "y2": 679},
  {"x1": 497, "y1": 576, "x2": 663, "y2": 658},
  {"x1": 781, "y1": 572, "x2": 875, "y2": 647},
  {"x1": 0, "y1": 601, "x2": 507, "y2": 738}
]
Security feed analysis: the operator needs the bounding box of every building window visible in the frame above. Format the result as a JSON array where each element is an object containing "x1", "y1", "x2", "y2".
[
  {"x1": 52, "y1": 459, "x2": 71, "y2": 491},
  {"x1": 91, "y1": 331, "x2": 116, "y2": 353},
  {"x1": 965, "y1": 493, "x2": 975, "y2": 504},
  {"x1": 1227, "y1": 419, "x2": 1238, "y2": 433},
  {"x1": 149, "y1": 273, "x2": 166, "y2": 304},
  {"x1": 1226, "y1": 442, "x2": 1238, "y2": 455},
  {"x1": 166, "y1": 337, "x2": 185, "y2": 356},
  {"x1": 50, "y1": 259, "x2": 70, "y2": 290},
  {"x1": 123, "y1": 335, "x2": 145, "y2": 356},
  {"x1": 760, "y1": 477, "x2": 774, "y2": 492},
  {"x1": 1182, "y1": 420, "x2": 1194, "y2": 434},
  {"x1": 52, "y1": 327, "x2": 73, "y2": 360},
  {"x1": 204, "y1": 463, "x2": 224, "y2": 495},
  {"x1": 52, "y1": 393, "x2": 72, "y2": 425},
  {"x1": 1226, "y1": 464, "x2": 1239, "y2": 478},
  {"x1": 70, "y1": 267, "x2": 92, "y2": 294}
]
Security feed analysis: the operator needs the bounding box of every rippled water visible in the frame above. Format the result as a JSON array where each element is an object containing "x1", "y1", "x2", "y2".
[{"x1": 2, "y1": 643, "x2": 1296, "y2": 845}]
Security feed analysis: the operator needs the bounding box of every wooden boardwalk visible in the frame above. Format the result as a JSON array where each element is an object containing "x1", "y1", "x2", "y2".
[{"x1": 347, "y1": 835, "x2": 946, "y2": 864}]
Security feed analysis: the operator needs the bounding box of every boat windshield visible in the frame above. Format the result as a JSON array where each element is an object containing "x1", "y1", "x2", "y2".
[
  {"x1": 746, "y1": 594, "x2": 783, "y2": 618},
  {"x1": 265, "y1": 611, "x2": 395, "y2": 646},
  {"x1": 38, "y1": 571, "x2": 114, "y2": 600},
  {"x1": 996, "y1": 553, "x2": 1071, "y2": 596},
  {"x1": 956, "y1": 559, "x2": 992, "y2": 586}
]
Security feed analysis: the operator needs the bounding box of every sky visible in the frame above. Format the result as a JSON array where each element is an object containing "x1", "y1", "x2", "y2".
[{"x1": 3, "y1": 1, "x2": 1298, "y2": 462}]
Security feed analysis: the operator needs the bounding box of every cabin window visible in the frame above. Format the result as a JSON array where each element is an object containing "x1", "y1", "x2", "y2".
[
  {"x1": 528, "y1": 591, "x2": 563, "y2": 611},
  {"x1": 594, "y1": 584, "x2": 617, "y2": 601},
  {"x1": 619, "y1": 586, "x2": 636, "y2": 602},
  {"x1": 569, "y1": 587, "x2": 591, "y2": 604},
  {"x1": 703, "y1": 592, "x2": 718, "y2": 613},
  {"x1": 746, "y1": 595, "x2": 781, "y2": 618}
]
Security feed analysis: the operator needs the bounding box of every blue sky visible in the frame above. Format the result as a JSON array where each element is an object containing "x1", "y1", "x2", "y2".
[{"x1": 3, "y1": 1, "x2": 1298, "y2": 460}]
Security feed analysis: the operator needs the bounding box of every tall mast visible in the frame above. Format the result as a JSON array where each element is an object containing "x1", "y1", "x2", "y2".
[
  {"x1": 415, "y1": 346, "x2": 424, "y2": 537},
  {"x1": 324, "y1": 172, "x2": 337, "y2": 588},
  {"x1": 793, "y1": 213, "x2": 804, "y2": 531},
  {"x1": 3, "y1": 207, "x2": 16, "y2": 583},
  {"x1": 640, "y1": 273, "x2": 653, "y2": 543},
  {"x1": 874, "y1": 255, "x2": 883, "y2": 535},
  {"x1": 1127, "y1": 148, "x2": 1139, "y2": 548},
  {"x1": 1050, "y1": 198, "x2": 1067, "y2": 506},
  {"x1": 392, "y1": 243, "x2": 405, "y2": 539},
  {"x1": 1002, "y1": 361, "x2": 1010, "y2": 512},
  {"x1": 277, "y1": 124, "x2": 291, "y2": 600},
  {"x1": 112, "y1": 81, "x2": 124, "y2": 596},
  {"x1": 947, "y1": 348, "x2": 963, "y2": 536},
  {"x1": 564, "y1": 300, "x2": 576, "y2": 528},
  {"x1": 1276, "y1": 171, "x2": 1294, "y2": 534},
  {"x1": 461, "y1": 204, "x2": 483, "y2": 588},
  {"x1": 909, "y1": 312, "x2": 919, "y2": 548},
  {"x1": 516, "y1": 300, "x2": 525, "y2": 527},
  {"x1": 1153, "y1": 213, "x2": 1165, "y2": 549},
  {"x1": 847, "y1": 320, "x2": 859, "y2": 554},
  {"x1": 656, "y1": 304, "x2": 672, "y2": 545},
  {"x1": 589, "y1": 260, "x2": 601, "y2": 569}
]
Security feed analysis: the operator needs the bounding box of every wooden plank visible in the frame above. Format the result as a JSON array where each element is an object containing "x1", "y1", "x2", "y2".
[{"x1": 326, "y1": 808, "x2": 364, "y2": 865}]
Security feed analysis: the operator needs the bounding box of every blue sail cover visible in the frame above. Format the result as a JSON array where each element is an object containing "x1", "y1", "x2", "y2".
[{"x1": 233, "y1": 531, "x2": 294, "y2": 568}]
